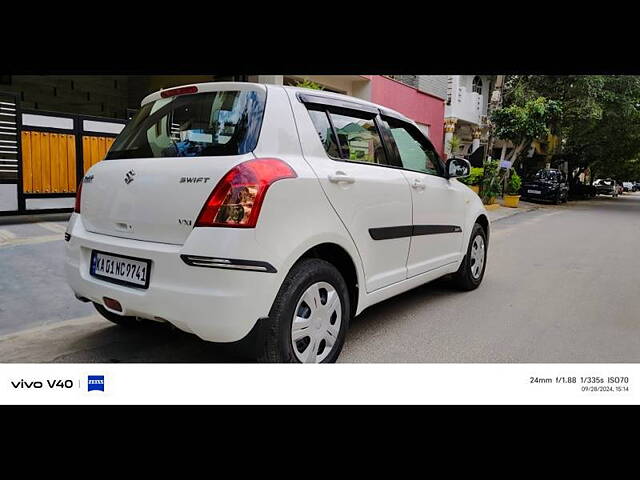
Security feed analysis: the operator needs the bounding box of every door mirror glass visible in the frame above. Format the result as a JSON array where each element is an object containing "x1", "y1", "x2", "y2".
[{"x1": 446, "y1": 157, "x2": 471, "y2": 178}]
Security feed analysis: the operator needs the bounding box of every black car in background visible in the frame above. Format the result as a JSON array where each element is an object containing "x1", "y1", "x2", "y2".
[{"x1": 520, "y1": 168, "x2": 569, "y2": 204}]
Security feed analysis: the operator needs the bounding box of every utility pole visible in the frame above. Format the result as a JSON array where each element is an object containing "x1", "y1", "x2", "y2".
[
  {"x1": 484, "y1": 75, "x2": 505, "y2": 164},
  {"x1": 481, "y1": 75, "x2": 507, "y2": 202}
]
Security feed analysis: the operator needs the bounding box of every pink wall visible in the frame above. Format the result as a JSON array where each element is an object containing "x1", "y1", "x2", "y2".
[{"x1": 369, "y1": 75, "x2": 445, "y2": 157}]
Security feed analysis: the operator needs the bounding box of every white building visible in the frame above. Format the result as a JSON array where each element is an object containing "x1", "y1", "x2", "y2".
[{"x1": 444, "y1": 75, "x2": 493, "y2": 157}]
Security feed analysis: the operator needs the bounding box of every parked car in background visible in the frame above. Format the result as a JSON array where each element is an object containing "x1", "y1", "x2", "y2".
[
  {"x1": 520, "y1": 168, "x2": 569, "y2": 204},
  {"x1": 593, "y1": 178, "x2": 619, "y2": 197},
  {"x1": 623, "y1": 182, "x2": 634, "y2": 192},
  {"x1": 65, "y1": 82, "x2": 489, "y2": 363}
]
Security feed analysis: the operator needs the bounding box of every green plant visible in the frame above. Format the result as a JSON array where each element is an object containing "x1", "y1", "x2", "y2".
[
  {"x1": 481, "y1": 159, "x2": 502, "y2": 202},
  {"x1": 459, "y1": 167, "x2": 484, "y2": 186},
  {"x1": 506, "y1": 170, "x2": 522, "y2": 195},
  {"x1": 447, "y1": 135, "x2": 462, "y2": 156},
  {"x1": 294, "y1": 79, "x2": 324, "y2": 90}
]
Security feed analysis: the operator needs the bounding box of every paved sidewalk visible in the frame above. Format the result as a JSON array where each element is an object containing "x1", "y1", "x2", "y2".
[{"x1": 487, "y1": 199, "x2": 541, "y2": 223}]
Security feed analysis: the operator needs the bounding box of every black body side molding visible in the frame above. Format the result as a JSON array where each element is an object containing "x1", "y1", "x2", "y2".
[{"x1": 369, "y1": 225, "x2": 462, "y2": 240}]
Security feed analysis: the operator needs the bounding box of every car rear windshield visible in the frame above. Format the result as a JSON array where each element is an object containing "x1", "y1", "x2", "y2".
[
  {"x1": 105, "y1": 89, "x2": 266, "y2": 160},
  {"x1": 535, "y1": 170, "x2": 559, "y2": 181}
]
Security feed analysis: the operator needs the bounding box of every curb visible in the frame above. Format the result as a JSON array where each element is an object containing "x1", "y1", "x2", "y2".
[{"x1": 490, "y1": 204, "x2": 540, "y2": 223}]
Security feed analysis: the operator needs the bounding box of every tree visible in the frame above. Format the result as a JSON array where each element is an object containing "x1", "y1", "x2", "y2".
[
  {"x1": 499, "y1": 75, "x2": 640, "y2": 187},
  {"x1": 491, "y1": 96, "x2": 561, "y2": 168},
  {"x1": 294, "y1": 79, "x2": 324, "y2": 91}
]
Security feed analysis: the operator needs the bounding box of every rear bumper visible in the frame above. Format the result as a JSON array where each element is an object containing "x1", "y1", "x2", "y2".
[
  {"x1": 64, "y1": 214, "x2": 282, "y2": 342},
  {"x1": 521, "y1": 188, "x2": 556, "y2": 200}
]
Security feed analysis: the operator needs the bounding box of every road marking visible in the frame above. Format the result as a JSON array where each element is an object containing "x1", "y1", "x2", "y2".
[
  {"x1": 37, "y1": 222, "x2": 68, "y2": 234},
  {"x1": 0, "y1": 314, "x2": 103, "y2": 342},
  {"x1": 0, "y1": 233, "x2": 62, "y2": 248},
  {"x1": 0, "y1": 229, "x2": 17, "y2": 242}
]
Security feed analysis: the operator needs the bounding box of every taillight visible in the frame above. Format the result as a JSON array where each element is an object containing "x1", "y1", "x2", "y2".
[
  {"x1": 195, "y1": 158, "x2": 297, "y2": 228},
  {"x1": 74, "y1": 180, "x2": 83, "y2": 213}
]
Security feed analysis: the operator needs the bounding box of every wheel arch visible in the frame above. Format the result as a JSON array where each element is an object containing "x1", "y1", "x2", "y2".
[
  {"x1": 475, "y1": 213, "x2": 490, "y2": 242},
  {"x1": 293, "y1": 242, "x2": 360, "y2": 318}
]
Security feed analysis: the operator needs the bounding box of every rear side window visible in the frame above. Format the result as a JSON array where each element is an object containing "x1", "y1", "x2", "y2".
[
  {"x1": 307, "y1": 107, "x2": 387, "y2": 165},
  {"x1": 106, "y1": 90, "x2": 266, "y2": 160},
  {"x1": 307, "y1": 109, "x2": 341, "y2": 158}
]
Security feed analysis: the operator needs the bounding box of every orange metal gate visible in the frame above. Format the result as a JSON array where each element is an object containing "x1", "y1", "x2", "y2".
[
  {"x1": 21, "y1": 131, "x2": 76, "y2": 194},
  {"x1": 82, "y1": 136, "x2": 115, "y2": 174},
  {"x1": 18, "y1": 112, "x2": 125, "y2": 201}
]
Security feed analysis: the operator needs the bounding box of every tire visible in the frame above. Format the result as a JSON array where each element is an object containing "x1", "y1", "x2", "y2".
[
  {"x1": 452, "y1": 223, "x2": 488, "y2": 291},
  {"x1": 256, "y1": 258, "x2": 350, "y2": 363},
  {"x1": 94, "y1": 302, "x2": 140, "y2": 327}
]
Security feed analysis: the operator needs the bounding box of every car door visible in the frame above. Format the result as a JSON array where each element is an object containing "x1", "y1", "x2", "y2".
[
  {"x1": 380, "y1": 115, "x2": 467, "y2": 277},
  {"x1": 292, "y1": 97, "x2": 413, "y2": 293}
]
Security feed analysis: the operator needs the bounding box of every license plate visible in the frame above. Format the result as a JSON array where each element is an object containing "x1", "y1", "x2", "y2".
[
  {"x1": 90, "y1": 251, "x2": 151, "y2": 289},
  {"x1": 527, "y1": 189, "x2": 541, "y2": 194}
]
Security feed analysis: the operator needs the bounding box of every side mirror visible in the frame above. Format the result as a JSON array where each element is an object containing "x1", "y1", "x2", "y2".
[{"x1": 446, "y1": 157, "x2": 471, "y2": 179}]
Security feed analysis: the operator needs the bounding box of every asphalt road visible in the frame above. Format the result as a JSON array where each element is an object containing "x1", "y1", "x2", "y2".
[{"x1": 1, "y1": 194, "x2": 640, "y2": 363}]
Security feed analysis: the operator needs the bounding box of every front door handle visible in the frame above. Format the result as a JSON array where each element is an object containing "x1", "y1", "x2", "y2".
[{"x1": 328, "y1": 172, "x2": 356, "y2": 184}]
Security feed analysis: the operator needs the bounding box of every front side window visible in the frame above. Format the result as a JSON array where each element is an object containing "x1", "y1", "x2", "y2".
[
  {"x1": 384, "y1": 117, "x2": 441, "y2": 176},
  {"x1": 106, "y1": 89, "x2": 266, "y2": 160}
]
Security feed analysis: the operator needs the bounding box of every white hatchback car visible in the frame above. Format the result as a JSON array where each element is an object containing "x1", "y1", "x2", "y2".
[{"x1": 65, "y1": 82, "x2": 489, "y2": 363}]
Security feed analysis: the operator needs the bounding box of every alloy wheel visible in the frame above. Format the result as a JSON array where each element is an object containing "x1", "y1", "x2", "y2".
[{"x1": 291, "y1": 281, "x2": 342, "y2": 363}]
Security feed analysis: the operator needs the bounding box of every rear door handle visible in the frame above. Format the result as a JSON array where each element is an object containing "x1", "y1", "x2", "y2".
[
  {"x1": 411, "y1": 179, "x2": 426, "y2": 190},
  {"x1": 328, "y1": 172, "x2": 356, "y2": 184}
]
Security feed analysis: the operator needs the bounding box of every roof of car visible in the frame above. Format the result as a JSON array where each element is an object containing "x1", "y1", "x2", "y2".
[
  {"x1": 140, "y1": 81, "x2": 412, "y2": 124},
  {"x1": 281, "y1": 85, "x2": 411, "y2": 122}
]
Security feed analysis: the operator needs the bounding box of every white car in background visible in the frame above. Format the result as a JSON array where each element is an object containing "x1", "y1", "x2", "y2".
[{"x1": 65, "y1": 82, "x2": 489, "y2": 363}]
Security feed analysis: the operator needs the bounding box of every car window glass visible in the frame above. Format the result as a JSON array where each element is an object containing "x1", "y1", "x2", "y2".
[
  {"x1": 106, "y1": 90, "x2": 265, "y2": 160},
  {"x1": 307, "y1": 109, "x2": 341, "y2": 158},
  {"x1": 327, "y1": 111, "x2": 387, "y2": 164},
  {"x1": 384, "y1": 117, "x2": 441, "y2": 175}
]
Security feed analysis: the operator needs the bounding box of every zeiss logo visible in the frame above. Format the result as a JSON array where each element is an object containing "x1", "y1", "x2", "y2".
[{"x1": 88, "y1": 375, "x2": 105, "y2": 392}]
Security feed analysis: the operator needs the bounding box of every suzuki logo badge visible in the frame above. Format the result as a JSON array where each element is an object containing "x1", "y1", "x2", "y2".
[{"x1": 124, "y1": 170, "x2": 136, "y2": 184}]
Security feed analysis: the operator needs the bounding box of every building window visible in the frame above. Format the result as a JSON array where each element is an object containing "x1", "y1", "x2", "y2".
[
  {"x1": 472, "y1": 76, "x2": 483, "y2": 95},
  {"x1": 387, "y1": 75, "x2": 418, "y2": 89}
]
